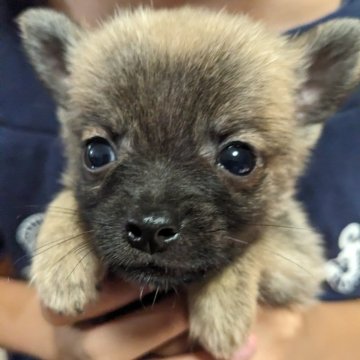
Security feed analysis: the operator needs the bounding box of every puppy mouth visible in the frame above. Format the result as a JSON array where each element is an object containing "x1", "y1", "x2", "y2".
[{"x1": 111, "y1": 263, "x2": 208, "y2": 288}]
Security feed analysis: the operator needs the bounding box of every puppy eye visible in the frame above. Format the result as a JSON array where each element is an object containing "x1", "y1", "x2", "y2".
[
  {"x1": 217, "y1": 141, "x2": 256, "y2": 176},
  {"x1": 84, "y1": 137, "x2": 116, "y2": 170}
]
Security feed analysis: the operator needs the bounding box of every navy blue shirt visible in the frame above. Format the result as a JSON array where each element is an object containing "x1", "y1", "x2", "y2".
[
  {"x1": 0, "y1": 1, "x2": 63, "y2": 275},
  {"x1": 1, "y1": 0, "x2": 360, "y2": 358}
]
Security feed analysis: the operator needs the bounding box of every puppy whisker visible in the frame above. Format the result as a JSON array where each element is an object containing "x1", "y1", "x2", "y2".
[
  {"x1": 23, "y1": 204, "x2": 78, "y2": 214},
  {"x1": 36, "y1": 230, "x2": 94, "y2": 251},
  {"x1": 152, "y1": 286, "x2": 160, "y2": 307},
  {"x1": 225, "y1": 235, "x2": 315, "y2": 278},
  {"x1": 13, "y1": 230, "x2": 94, "y2": 266},
  {"x1": 38, "y1": 210, "x2": 110, "y2": 227},
  {"x1": 65, "y1": 248, "x2": 93, "y2": 282},
  {"x1": 203, "y1": 228, "x2": 227, "y2": 234},
  {"x1": 139, "y1": 285, "x2": 146, "y2": 304},
  {"x1": 49, "y1": 243, "x2": 89, "y2": 275},
  {"x1": 171, "y1": 286, "x2": 179, "y2": 297},
  {"x1": 239, "y1": 221, "x2": 310, "y2": 232},
  {"x1": 223, "y1": 236, "x2": 249, "y2": 246}
]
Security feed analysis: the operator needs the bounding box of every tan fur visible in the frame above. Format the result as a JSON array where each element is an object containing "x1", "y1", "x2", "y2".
[
  {"x1": 36, "y1": 190, "x2": 324, "y2": 359},
  {"x1": 18, "y1": 7, "x2": 360, "y2": 360},
  {"x1": 189, "y1": 199, "x2": 324, "y2": 358},
  {"x1": 70, "y1": 8, "x2": 300, "y2": 136},
  {"x1": 31, "y1": 191, "x2": 102, "y2": 313}
]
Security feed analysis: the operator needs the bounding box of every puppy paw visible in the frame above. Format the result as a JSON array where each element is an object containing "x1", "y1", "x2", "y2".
[
  {"x1": 189, "y1": 292, "x2": 251, "y2": 359},
  {"x1": 31, "y1": 249, "x2": 100, "y2": 315},
  {"x1": 187, "y1": 257, "x2": 260, "y2": 360},
  {"x1": 188, "y1": 272, "x2": 257, "y2": 360},
  {"x1": 30, "y1": 190, "x2": 103, "y2": 315}
]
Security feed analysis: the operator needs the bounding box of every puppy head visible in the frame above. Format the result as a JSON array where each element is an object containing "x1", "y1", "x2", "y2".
[{"x1": 19, "y1": 8, "x2": 360, "y2": 287}]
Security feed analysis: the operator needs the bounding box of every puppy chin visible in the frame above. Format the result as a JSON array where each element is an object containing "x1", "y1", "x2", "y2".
[{"x1": 109, "y1": 263, "x2": 208, "y2": 289}]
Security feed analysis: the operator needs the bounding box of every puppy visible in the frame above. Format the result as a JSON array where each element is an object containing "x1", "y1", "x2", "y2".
[{"x1": 18, "y1": 7, "x2": 360, "y2": 359}]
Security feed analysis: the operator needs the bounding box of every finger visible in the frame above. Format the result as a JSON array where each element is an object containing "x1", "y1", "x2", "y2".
[
  {"x1": 255, "y1": 306, "x2": 303, "y2": 339},
  {"x1": 81, "y1": 296, "x2": 188, "y2": 360},
  {"x1": 0, "y1": 280, "x2": 57, "y2": 359},
  {"x1": 154, "y1": 334, "x2": 257, "y2": 360},
  {"x1": 152, "y1": 333, "x2": 189, "y2": 357},
  {"x1": 153, "y1": 351, "x2": 214, "y2": 360},
  {"x1": 42, "y1": 279, "x2": 151, "y2": 326}
]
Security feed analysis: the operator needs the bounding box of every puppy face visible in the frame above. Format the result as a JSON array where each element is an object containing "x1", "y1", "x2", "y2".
[{"x1": 19, "y1": 8, "x2": 360, "y2": 287}]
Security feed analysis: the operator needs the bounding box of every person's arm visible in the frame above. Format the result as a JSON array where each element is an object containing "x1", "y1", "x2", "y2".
[
  {"x1": 154, "y1": 301, "x2": 360, "y2": 360},
  {"x1": 0, "y1": 256, "x2": 13, "y2": 277},
  {"x1": 247, "y1": 301, "x2": 360, "y2": 360},
  {"x1": 289, "y1": 300, "x2": 360, "y2": 360},
  {"x1": 0, "y1": 278, "x2": 55, "y2": 357},
  {"x1": 3, "y1": 275, "x2": 360, "y2": 360}
]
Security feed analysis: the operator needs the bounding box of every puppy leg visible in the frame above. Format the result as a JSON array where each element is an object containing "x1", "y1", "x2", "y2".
[
  {"x1": 188, "y1": 247, "x2": 261, "y2": 360},
  {"x1": 30, "y1": 190, "x2": 102, "y2": 315},
  {"x1": 259, "y1": 228, "x2": 325, "y2": 307}
]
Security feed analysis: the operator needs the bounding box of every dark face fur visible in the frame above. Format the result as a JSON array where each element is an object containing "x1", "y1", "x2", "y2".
[
  {"x1": 19, "y1": 8, "x2": 360, "y2": 288},
  {"x1": 72, "y1": 50, "x2": 273, "y2": 287}
]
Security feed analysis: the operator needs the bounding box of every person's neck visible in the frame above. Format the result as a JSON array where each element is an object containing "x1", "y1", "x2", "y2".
[{"x1": 50, "y1": 0, "x2": 341, "y2": 32}]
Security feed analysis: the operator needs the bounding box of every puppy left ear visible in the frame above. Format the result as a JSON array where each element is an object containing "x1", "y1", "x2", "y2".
[
  {"x1": 292, "y1": 19, "x2": 360, "y2": 129},
  {"x1": 17, "y1": 9, "x2": 82, "y2": 105}
]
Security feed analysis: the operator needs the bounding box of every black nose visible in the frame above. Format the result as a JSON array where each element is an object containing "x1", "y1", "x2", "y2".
[{"x1": 126, "y1": 212, "x2": 179, "y2": 254}]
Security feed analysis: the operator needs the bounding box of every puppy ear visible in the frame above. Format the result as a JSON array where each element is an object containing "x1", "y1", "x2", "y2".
[
  {"x1": 17, "y1": 9, "x2": 82, "y2": 104},
  {"x1": 292, "y1": 19, "x2": 360, "y2": 127}
]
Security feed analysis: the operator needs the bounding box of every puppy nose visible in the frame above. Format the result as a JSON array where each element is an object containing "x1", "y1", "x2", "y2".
[{"x1": 126, "y1": 212, "x2": 179, "y2": 254}]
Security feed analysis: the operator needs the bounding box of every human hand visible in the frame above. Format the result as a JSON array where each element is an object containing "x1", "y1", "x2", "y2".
[
  {"x1": 250, "y1": 306, "x2": 303, "y2": 360},
  {"x1": 76, "y1": 297, "x2": 360, "y2": 360},
  {"x1": 44, "y1": 283, "x2": 303, "y2": 360},
  {"x1": 42, "y1": 279, "x2": 188, "y2": 359},
  {"x1": 43, "y1": 279, "x2": 260, "y2": 360},
  {"x1": 0, "y1": 278, "x2": 303, "y2": 360},
  {"x1": 151, "y1": 307, "x2": 303, "y2": 360},
  {"x1": 149, "y1": 333, "x2": 257, "y2": 360}
]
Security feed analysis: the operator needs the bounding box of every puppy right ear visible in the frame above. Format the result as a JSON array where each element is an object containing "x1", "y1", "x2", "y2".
[{"x1": 17, "y1": 9, "x2": 82, "y2": 105}]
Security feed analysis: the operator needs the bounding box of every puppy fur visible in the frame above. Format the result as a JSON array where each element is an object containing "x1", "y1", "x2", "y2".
[{"x1": 18, "y1": 7, "x2": 360, "y2": 359}]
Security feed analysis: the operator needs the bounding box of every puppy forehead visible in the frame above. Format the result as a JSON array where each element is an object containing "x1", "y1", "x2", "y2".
[{"x1": 69, "y1": 8, "x2": 298, "y2": 144}]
